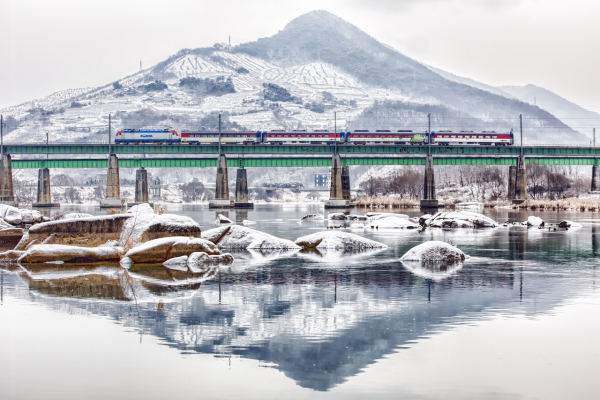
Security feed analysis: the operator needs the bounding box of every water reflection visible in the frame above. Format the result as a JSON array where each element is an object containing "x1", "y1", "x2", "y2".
[{"x1": 1, "y1": 207, "x2": 599, "y2": 392}]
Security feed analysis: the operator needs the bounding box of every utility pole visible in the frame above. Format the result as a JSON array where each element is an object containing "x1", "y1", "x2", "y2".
[
  {"x1": 0, "y1": 114, "x2": 3, "y2": 156},
  {"x1": 46, "y1": 132, "x2": 49, "y2": 160},
  {"x1": 594, "y1": 128, "x2": 596, "y2": 147},
  {"x1": 108, "y1": 114, "x2": 112, "y2": 155},
  {"x1": 218, "y1": 114, "x2": 222, "y2": 155},
  {"x1": 334, "y1": 111, "x2": 337, "y2": 154},
  {"x1": 520, "y1": 114, "x2": 523, "y2": 156}
]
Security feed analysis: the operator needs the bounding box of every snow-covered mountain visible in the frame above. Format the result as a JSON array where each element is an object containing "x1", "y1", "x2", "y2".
[{"x1": 0, "y1": 10, "x2": 590, "y2": 146}]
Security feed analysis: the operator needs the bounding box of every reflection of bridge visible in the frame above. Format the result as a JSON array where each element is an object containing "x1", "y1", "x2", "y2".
[{"x1": 1, "y1": 144, "x2": 600, "y2": 208}]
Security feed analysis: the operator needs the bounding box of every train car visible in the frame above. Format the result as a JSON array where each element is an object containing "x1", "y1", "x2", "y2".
[
  {"x1": 263, "y1": 130, "x2": 343, "y2": 145},
  {"x1": 347, "y1": 130, "x2": 427, "y2": 145},
  {"x1": 181, "y1": 131, "x2": 259, "y2": 145},
  {"x1": 115, "y1": 129, "x2": 179, "y2": 144},
  {"x1": 431, "y1": 130, "x2": 513, "y2": 146}
]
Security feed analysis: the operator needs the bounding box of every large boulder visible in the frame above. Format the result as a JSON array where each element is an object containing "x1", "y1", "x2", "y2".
[
  {"x1": 119, "y1": 211, "x2": 201, "y2": 246},
  {"x1": 0, "y1": 218, "x2": 24, "y2": 242},
  {"x1": 15, "y1": 214, "x2": 131, "y2": 250},
  {"x1": 0, "y1": 250, "x2": 25, "y2": 262},
  {"x1": 20, "y1": 209, "x2": 43, "y2": 224},
  {"x1": 124, "y1": 236, "x2": 220, "y2": 264},
  {"x1": 295, "y1": 231, "x2": 387, "y2": 250},
  {"x1": 18, "y1": 244, "x2": 124, "y2": 264},
  {"x1": 0, "y1": 205, "x2": 22, "y2": 225},
  {"x1": 425, "y1": 211, "x2": 498, "y2": 228},
  {"x1": 400, "y1": 241, "x2": 466, "y2": 262},
  {"x1": 215, "y1": 214, "x2": 233, "y2": 224},
  {"x1": 526, "y1": 216, "x2": 544, "y2": 227},
  {"x1": 203, "y1": 225, "x2": 300, "y2": 250}
]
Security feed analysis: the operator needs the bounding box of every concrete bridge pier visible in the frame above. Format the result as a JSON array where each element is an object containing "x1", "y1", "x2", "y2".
[
  {"x1": 33, "y1": 168, "x2": 59, "y2": 207},
  {"x1": 234, "y1": 167, "x2": 253, "y2": 209},
  {"x1": 100, "y1": 154, "x2": 125, "y2": 208},
  {"x1": 127, "y1": 167, "x2": 152, "y2": 207},
  {"x1": 342, "y1": 165, "x2": 351, "y2": 201},
  {"x1": 0, "y1": 154, "x2": 17, "y2": 206},
  {"x1": 592, "y1": 164, "x2": 600, "y2": 192},
  {"x1": 420, "y1": 154, "x2": 438, "y2": 209},
  {"x1": 513, "y1": 155, "x2": 527, "y2": 204},
  {"x1": 209, "y1": 154, "x2": 233, "y2": 208},
  {"x1": 325, "y1": 154, "x2": 352, "y2": 208},
  {"x1": 508, "y1": 165, "x2": 517, "y2": 200}
]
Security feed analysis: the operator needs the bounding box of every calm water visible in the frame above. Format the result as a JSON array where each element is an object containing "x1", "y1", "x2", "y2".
[{"x1": 2, "y1": 205, "x2": 600, "y2": 399}]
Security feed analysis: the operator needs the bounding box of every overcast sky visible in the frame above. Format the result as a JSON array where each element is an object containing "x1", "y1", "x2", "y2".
[{"x1": 1, "y1": 0, "x2": 599, "y2": 112}]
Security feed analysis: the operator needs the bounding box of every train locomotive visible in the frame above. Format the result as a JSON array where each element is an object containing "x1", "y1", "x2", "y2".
[{"x1": 115, "y1": 129, "x2": 514, "y2": 146}]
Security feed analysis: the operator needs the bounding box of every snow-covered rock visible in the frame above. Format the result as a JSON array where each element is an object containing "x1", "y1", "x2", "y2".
[
  {"x1": 328, "y1": 213, "x2": 347, "y2": 220},
  {"x1": 203, "y1": 225, "x2": 300, "y2": 250},
  {"x1": 402, "y1": 261, "x2": 463, "y2": 281},
  {"x1": 0, "y1": 250, "x2": 25, "y2": 263},
  {"x1": 425, "y1": 211, "x2": 498, "y2": 228},
  {"x1": 20, "y1": 209, "x2": 43, "y2": 224},
  {"x1": 215, "y1": 214, "x2": 233, "y2": 224},
  {"x1": 365, "y1": 212, "x2": 408, "y2": 221},
  {"x1": 295, "y1": 231, "x2": 387, "y2": 250},
  {"x1": 400, "y1": 241, "x2": 466, "y2": 262},
  {"x1": 63, "y1": 212, "x2": 94, "y2": 220},
  {"x1": 119, "y1": 213, "x2": 201, "y2": 245},
  {"x1": 127, "y1": 203, "x2": 153, "y2": 216},
  {"x1": 367, "y1": 216, "x2": 420, "y2": 229},
  {"x1": 0, "y1": 205, "x2": 22, "y2": 225},
  {"x1": 301, "y1": 214, "x2": 324, "y2": 221},
  {"x1": 558, "y1": 220, "x2": 582, "y2": 229},
  {"x1": 19, "y1": 244, "x2": 124, "y2": 264},
  {"x1": 0, "y1": 218, "x2": 24, "y2": 242},
  {"x1": 125, "y1": 236, "x2": 219, "y2": 264},
  {"x1": 526, "y1": 216, "x2": 545, "y2": 227}
]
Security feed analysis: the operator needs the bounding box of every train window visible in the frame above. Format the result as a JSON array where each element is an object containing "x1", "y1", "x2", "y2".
[
  {"x1": 478, "y1": 136, "x2": 483, "y2": 139},
  {"x1": 493, "y1": 136, "x2": 498, "y2": 139},
  {"x1": 485, "y1": 136, "x2": 490, "y2": 139},
  {"x1": 451, "y1": 136, "x2": 456, "y2": 139},
  {"x1": 310, "y1": 135, "x2": 316, "y2": 138},
  {"x1": 317, "y1": 135, "x2": 323, "y2": 138}
]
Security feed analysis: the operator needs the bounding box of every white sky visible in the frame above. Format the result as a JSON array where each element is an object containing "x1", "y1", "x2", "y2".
[{"x1": 1, "y1": 0, "x2": 599, "y2": 112}]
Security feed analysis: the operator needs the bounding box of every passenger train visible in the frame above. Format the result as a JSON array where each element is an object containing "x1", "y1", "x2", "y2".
[{"x1": 115, "y1": 129, "x2": 514, "y2": 146}]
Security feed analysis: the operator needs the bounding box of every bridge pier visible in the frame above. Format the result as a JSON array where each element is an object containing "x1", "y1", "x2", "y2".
[
  {"x1": 100, "y1": 154, "x2": 125, "y2": 208},
  {"x1": 592, "y1": 164, "x2": 600, "y2": 192},
  {"x1": 508, "y1": 165, "x2": 517, "y2": 200},
  {"x1": 127, "y1": 167, "x2": 152, "y2": 207},
  {"x1": 0, "y1": 154, "x2": 17, "y2": 206},
  {"x1": 513, "y1": 155, "x2": 527, "y2": 204},
  {"x1": 32, "y1": 168, "x2": 59, "y2": 207},
  {"x1": 209, "y1": 154, "x2": 233, "y2": 208},
  {"x1": 342, "y1": 165, "x2": 351, "y2": 201},
  {"x1": 234, "y1": 167, "x2": 253, "y2": 209},
  {"x1": 325, "y1": 154, "x2": 352, "y2": 208},
  {"x1": 420, "y1": 154, "x2": 438, "y2": 209}
]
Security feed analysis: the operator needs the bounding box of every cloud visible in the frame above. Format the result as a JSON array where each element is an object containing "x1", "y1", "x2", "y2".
[{"x1": 346, "y1": 0, "x2": 523, "y2": 12}]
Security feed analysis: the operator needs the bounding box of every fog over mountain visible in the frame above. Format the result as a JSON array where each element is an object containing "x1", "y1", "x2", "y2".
[{"x1": 0, "y1": 10, "x2": 590, "y2": 145}]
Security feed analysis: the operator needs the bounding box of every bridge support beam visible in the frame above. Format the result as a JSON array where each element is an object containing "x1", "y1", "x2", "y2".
[
  {"x1": 234, "y1": 167, "x2": 253, "y2": 209},
  {"x1": 325, "y1": 154, "x2": 352, "y2": 208},
  {"x1": 0, "y1": 154, "x2": 17, "y2": 206},
  {"x1": 33, "y1": 168, "x2": 59, "y2": 207},
  {"x1": 420, "y1": 154, "x2": 438, "y2": 209},
  {"x1": 513, "y1": 155, "x2": 527, "y2": 204},
  {"x1": 209, "y1": 154, "x2": 233, "y2": 208},
  {"x1": 508, "y1": 165, "x2": 517, "y2": 200},
  {"x1": 592, "y1": 164, "x2": 600, "y2": 192},
  {"x1": 100, "y1": 154, "x2": 124, "y2": 208}
]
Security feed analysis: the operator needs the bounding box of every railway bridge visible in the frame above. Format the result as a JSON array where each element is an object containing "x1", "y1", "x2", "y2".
[{"x1": 1, "y1": 144, "x2": 599, "y2": 208}]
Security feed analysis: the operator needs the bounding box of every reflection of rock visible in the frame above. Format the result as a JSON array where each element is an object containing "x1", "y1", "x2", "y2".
[
  {"x1": 401, "y1": 260, "x2": 463, "y2": 281},
  {"x1": 125, "y1": 237, "x2": 220, "y2": 264},
  {"x1": 0, "y1": 249, "x2": 25, "y2": 262},
  {"x1": 366, "y1": 216, "x2": 419, "y2": 229},
  {"x1": 22, "y1": 271, "x2": 127, "y2": 300},
  {"x1": 224, "y1": 248, "x2": 299, "y2": 270},
  {"x1": 203, "y1": 225, "x2": 300, "y2": 250},
  {"x1": 425, "y1": 211, "x2": 498, "y2": 228},
  {"x1": 19, "y1": 244, "x2": 124, "y2": 264},
  {"x1": 128, "y1": 264, "x2": 218, "y2": 287},
  {"x1": 16, "y1": 214, "x2": 131, "y2": 250},
  {"x1": 365, "y1": 212, "x2": 408, "y2": 221},
  {"x1": 297, "y1": 247, "x2": 385, "y2": 263},
  {"x1": 295, "y1": 231, "x2": 387, "y2": 250},
  {"x1": 163, "y1": 252, "x2": 234, "y2": 272},
  {"x1": 400, "y1": 241, "x2": 466, "y2": 262}
]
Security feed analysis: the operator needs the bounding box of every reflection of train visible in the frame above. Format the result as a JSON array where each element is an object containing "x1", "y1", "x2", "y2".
[{"x1": 115, "y1": 129, "x2": 514, "y2": 146}]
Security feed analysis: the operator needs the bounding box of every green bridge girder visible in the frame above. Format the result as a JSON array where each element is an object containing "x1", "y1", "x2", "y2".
[
  {"x1": 9, "y1": 156, "x2": 600, "y2": 169},
  {"x1": 5, "y1": 144, "x2": 600, "y2": 157}
]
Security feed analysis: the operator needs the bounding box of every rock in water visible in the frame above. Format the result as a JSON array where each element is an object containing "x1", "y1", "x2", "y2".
[
  {"x1": 301, "y1": 214, "x2": 324, "y2": 221},
  {"x1": 328, "y1": 213, "x2": 347, "y2": 220},
  {"x1": 295, "y1": 231, "x2": 387, "y2": 250},
  {"x1": 0, "y1": 250, "x2": 25, "y2": 262},
  {"x1": 425, "y1": 211, "x2": 498, "y2": 228},
  {"x1": 366, "y1": 216, "x2": 420, "y2": 229},
  {"x1": 187, "y1": 252, "x2": 234, "y2": 272},
  {"x1": 215, "y1": 214, "x2": 233, "y2": 224},
  {"x1": 18, "y1": 244, "x2": 124, "y2": 264},
  {"x1": 20, "y1": 210, "x2": 43, "y2": 224},
  {"x1": 400, "y1": 241, "x2": 466, "y2": 262},
  {"x1": 120, "y1": 213, "x2": 201, "y2": 245},
  {"x1": 127, "y1": 203, "x2": 154, "y2": 216},
  {"x1": 63, "y1": 212, "x2": 94, "y2": 220},
  {"x1": 526, "y1": 216, "x2": 544, "y2": 227},
  {"x1": 125, "y1": 236, "x2": 220, "y2": 264},
  {"x1": 203, "y1": 225, "x2": 300, "y2": 250},
  {"x1": 0, "y1": 205, "x2": 22, "y2": 225},
  {"x1": 0, "y1": 218, "x2": 24, "y2": 242},
  {"x1": 163, "y1": 255, "x2": 189, "y2": 271}
]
